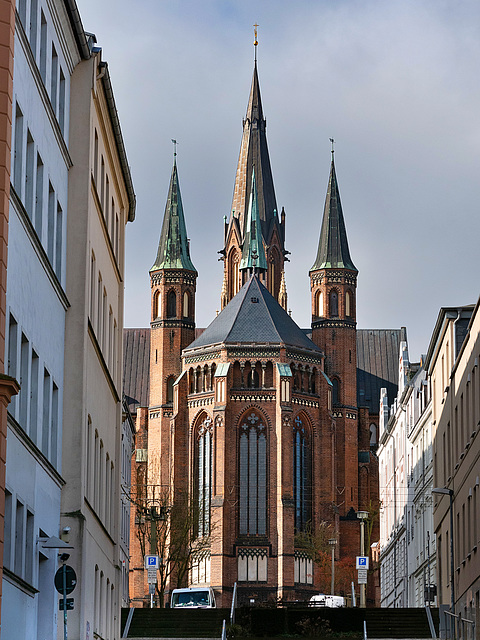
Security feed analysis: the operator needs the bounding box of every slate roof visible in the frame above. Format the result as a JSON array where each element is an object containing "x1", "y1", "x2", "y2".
[
  {"x1": 356, "y1": 328, "x2": 406, "y2": 413},
  {"x1": 310, "y1": 159, "x2": 357, "y2": 273},
  {"x1": 184, "y1": 275, "x2": 322, "y2": 354},
  {"x1": 123, "y1": 328, "x2": 150, "y2": 413}
]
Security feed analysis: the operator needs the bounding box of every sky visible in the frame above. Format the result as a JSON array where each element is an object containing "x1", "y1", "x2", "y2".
[{"x1": 77, "y1": 0, "x2": 480, "y2": 361}]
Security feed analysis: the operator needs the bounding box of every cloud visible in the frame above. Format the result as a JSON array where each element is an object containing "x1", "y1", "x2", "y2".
[{"x1": 78, "y1": 0, "x2": 480, "y2": 359}]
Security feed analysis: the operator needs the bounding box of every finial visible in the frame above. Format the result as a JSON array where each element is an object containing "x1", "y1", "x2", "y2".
[
  {"x1": 171, "y1": 139, "x2": 178, "y2": 165},
  {"x1": 254, "y1": 23, "x2": 259, "y2": 63},
  {"x1": 329, "y1": 137, "x2": 335, "y2": 160}
]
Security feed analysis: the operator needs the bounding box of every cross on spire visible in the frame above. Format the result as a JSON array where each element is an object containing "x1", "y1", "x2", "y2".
[
  {"x1": 171, "y1": 139, "x2": 178, "y2": 164},
  {"x1": 329, "y1": 137, "x2": 335, "y2": 159},
  {"x1": 254, "y1": 23, "x2": 259, "y2": 62}
]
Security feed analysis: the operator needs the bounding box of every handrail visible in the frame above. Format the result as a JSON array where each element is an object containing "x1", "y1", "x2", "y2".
[
  {"x1": 221, "y1": 619, "x2": 227, "y2": 640},
  {"x1": 425, "y1": 605, "x2": 437, "y2": 639},
  {"x1": 444, "y1": 610, "x2": 476, "y2": 640},
  {"x1": 230, "y1": 582, "x2": 237, "y2": 625},
  {"x1": 363, "y1": 619, "x2": 367, "y2": 640},
  {"x1": 122, "y1": 607, "x2": 135, "y2": 638}
]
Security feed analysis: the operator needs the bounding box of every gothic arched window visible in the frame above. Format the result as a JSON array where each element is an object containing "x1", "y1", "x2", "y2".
[
  {"x1": 332, "y1": 378, "x2": 340, "y2": 405},
  {"x1": 167, "y1": 290, "x2": 176, "y2": 318},
  {"x1": 345, "y1": 290, "x2": 351, "y2": 317},
  {"x1": 153, "y1": 290, "x2": 161, "y2": 319},
  {"x1": 293, "y1": 415, "x2": 312, "y2": 531},
  {"x1": 247, "y1": 368, "x2": 259, "y2": 388},
  {"x1": 239, "y1": 411, "x2": 267, "y2": 536},
  {"x1": 329, "y1": 290, "x2": 339, "y2": 317},
  {"x1": 183, "y1": 291, "x2": 189, "y2": 318},
  {"x1": 195, "y1": 416, "x2": 213, "y2": 537},
  {"x1": 166, "y1": 376, "x2": 175, "y2": 403}
]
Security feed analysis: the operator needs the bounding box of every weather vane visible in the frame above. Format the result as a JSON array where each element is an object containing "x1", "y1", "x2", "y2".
[
  {"x1": 254, "y1": 23, "x2": 259, "y2": 62},
  {"x1": 329, "y1": 137, "x2": 335, "y2": 158},
  {"x1": 171, "y1": 139, "x2": 178, "y2": 164}
]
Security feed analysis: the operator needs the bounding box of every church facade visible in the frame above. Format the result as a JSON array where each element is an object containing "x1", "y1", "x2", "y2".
[{"x1": 124, "y1": 60, "x2": 403, "y2": 607}]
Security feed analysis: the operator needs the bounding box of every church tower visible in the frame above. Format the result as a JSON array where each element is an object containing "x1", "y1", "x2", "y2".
[
  {"x1": 148, "y1": 157, "x2": 197, "y2": 488},
  {"x1": 220, "y1": 60, "x2": 287, "y2": 308},
  {"x1": 310, "y1": 153, "x2": 359, "y2": 522}
]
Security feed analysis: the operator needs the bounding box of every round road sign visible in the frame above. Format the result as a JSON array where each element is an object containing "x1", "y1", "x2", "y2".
[{"x1": 54, "y1": 565, "x2": 77, "y2": 595}]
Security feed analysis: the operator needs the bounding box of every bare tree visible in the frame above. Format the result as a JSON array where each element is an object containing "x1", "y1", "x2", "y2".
[{"x1": 132, "y1": 483, "x2": 213, "y2": 607}]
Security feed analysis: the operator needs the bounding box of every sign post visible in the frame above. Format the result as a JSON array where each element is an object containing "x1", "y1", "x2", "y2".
[
  {"x1": 54, "y1": 564, "x2": 77, "y2": 640},
  {"x1": 145, "y1": 556, "x2": 160, "y2": 608}
]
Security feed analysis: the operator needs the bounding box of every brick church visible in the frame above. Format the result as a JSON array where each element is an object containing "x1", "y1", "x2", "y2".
[{"x1": 124, "y1": 58, "x2": 403, "y2": 607}]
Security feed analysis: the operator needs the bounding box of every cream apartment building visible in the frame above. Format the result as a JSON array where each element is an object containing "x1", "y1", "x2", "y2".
[
  {"x1": 60, "y1": 42, "x2": 135, "y2": 640},
  {"x1": 425, "y1": 303, "x2": 479, "y2": 629}
]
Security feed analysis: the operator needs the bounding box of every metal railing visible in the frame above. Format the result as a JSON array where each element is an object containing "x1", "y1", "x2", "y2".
[
  {"x1": 444, "y1": 610, "x2": 476, "y2": 640},
  {"x1": 230, "y1": 582, "x2": 237, "y2": 625}
]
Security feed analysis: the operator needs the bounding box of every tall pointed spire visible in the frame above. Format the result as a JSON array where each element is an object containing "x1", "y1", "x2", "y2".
[
  {"x1": 151, "y1": 161, "x2": 196, "y2": 273},
  {"x1": 221, "y1": 56, "x2": 286, "y2": 307},
  {"x1": 240, "y1": 168, "x2": 267, "y2": 273},
  {"x1": 229, "y1": 62, "x2": 279, "y2": 242},
  {"x1": 310, "y1": 157, "x2": 357, "y2": 273}
]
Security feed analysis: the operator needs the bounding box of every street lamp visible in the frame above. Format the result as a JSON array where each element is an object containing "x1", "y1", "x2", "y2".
[
  {"x1": 357, "y1": 511, "x2": 369, "y2": 608},
  {"x1": 328, "y1": 538, "x2": 337, "y2": 595},
  {"x1": 432, "y1": 487, "x2": 454, "y2": 636}
]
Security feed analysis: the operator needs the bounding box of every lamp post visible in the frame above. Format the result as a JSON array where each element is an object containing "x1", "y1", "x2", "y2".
[
  {"x1": 329, "y1": 538, "x2": 337, "y2": 595},
  {"x1": 432, "y1": 487, "x2": 454, "y2": 636},
  {"x1": 357, "y1": 511, "x2": 369, "y2": 608}
]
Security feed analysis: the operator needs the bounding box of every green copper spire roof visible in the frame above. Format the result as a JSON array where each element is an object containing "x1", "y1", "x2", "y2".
[
  {"x1": 151, "y1": 161, "x2": 197, "y2": 273},
  {"x1": 240, "y1": 168, "x2": 268, "y2": 272},
  {"x1": 310, "y1": 158, "x2": 357, "y2": 273}
]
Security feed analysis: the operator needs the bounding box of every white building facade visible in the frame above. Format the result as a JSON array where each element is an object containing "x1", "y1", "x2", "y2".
[
  {"x1": 378, "y1": 339, "x2": 413, "y2": 607},
  {"x1": 4, "y1": 1, "x2": 87, "y2": 638},
  {"x1": 406, "y1": 364, "x2": 436, "y2": 608},
  {"x1": 59, "y1": 42, "x2": 135, "y2": 639}
]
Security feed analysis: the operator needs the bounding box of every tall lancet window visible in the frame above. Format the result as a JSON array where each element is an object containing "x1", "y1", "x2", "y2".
[
  {"x1": 329, "y1": 290, "x2": 339, "y2": 317},
  {"x1": 293, "y1": 415, "x2": 312, "y2": 531},
  {"x1": 195, "y1": 415, "x2": 213, "y2": 537},
  {"x1": 239, "y1": 411, "x2": 267, "y2": 536},
  {"x1": 167, "y1": 290, "x2": 176, "y2": 318}
]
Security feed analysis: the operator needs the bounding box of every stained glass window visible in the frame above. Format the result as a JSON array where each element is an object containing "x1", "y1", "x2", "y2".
[
  {"x1": 293, "y1": 415, "x2": 312, "y2": 531},
  {"x1": 195, "y1": 416, "x2": 213, "y2": 536},
  {"x1": 239, "y1": 411, "x2": 267, "y2": 535}
]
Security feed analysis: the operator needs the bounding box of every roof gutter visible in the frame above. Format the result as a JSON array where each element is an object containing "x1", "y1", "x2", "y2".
[
  {"x1": 99, "y1": 61, "x2": 136, "y2": 222},
  {"x1": 63, "y1": 0, "x2": 91, "y2": 60}
]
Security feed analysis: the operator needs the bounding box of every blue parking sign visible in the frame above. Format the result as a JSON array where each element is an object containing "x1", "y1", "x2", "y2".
[
  {"x1": 356, "y1": 556, "x2": 369, "y2": 569},
  {"x1": 145, "y1": 555, "x2": 159, "y2": 569}
]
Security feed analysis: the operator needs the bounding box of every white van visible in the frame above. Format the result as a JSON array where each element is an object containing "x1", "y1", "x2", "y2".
[
  {"x1": 309, "y1": 594, "x2": 345, "y2": 608},
  {"x1": 170, "y1": 587, "x2": 216, "y2": 609}
]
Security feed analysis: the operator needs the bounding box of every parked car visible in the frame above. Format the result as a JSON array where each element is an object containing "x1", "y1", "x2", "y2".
[
  {"x1": 170, "y1": 587, "x2": 216, "y2": 609},
  {"x1": 309, "y1": 594, "x2": 345, "y2": 608}
]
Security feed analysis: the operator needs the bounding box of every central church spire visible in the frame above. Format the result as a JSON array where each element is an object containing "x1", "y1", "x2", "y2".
[{"x1": 220, "y1": 59, "x2": 287, "y2": 308}]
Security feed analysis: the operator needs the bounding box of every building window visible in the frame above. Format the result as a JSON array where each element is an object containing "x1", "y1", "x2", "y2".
[
  {"x1": 239, "y1": 410, "x2": 267, "y2": 536},
  {"x1": 237, "y1": 548, "x2": 267, "y2": 582},
  {"x1": 293, "y1": 415, "x2": 312, "y2": 531},
  {"x1": 316, "y1": 290, "x2": 323, "y2": 317},
  {"x1": 195, "y1": 415, "x2": 213, "y2": 537},
  {"x1": 294, "y1": 551, "x2": 313, "y2": 584},
  {"x1": 167, "y1": 290, "x2": 176, "y2": 318},
  {"x1": 183, "y1": 291, "x2": 189, "y2": 318},
  {"x1": 346, "y1": 290, "x2": 351, "y2": 317},
  {"x1": 329, "y1": 290, "x2": 339, "y2": 317},
  {"x1": 332, "y1": 378, "x2": 340, "y2": 405},
  {"x1": 166, "y1": 376, "x2": 175, "y2": 404}
]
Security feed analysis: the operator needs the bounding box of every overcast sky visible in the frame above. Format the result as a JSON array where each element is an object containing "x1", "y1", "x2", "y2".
[{"x1": 78, "y1": 0, "x2": 480, "y2": 361}]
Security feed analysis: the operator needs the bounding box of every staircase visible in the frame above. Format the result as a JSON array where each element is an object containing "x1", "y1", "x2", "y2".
[
  {"x1": 364, "y1": 608, "x2": 440, "y2": 638},
  {"x1": 121, "y1": 607, "x2": 228, "y2": 639}
]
